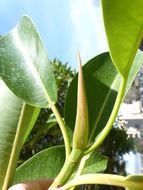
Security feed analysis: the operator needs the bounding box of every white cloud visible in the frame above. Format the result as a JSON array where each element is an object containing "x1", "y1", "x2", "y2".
[{"x1": 69, "y1": 0, "x2": 108, "y2": 66}]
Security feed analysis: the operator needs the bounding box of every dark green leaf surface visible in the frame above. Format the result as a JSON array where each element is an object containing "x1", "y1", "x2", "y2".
[
  {"x1": 0, "y1": 80, "x2": 39, "y2": 189},
  {"x1": 101, "y1": 0, "x2": 143, "y2": 77},
  {"x1": 0, "y1": 16, "x2": 57, "y2": 108},
  {"x1": 13, "y1": 146, "x2": 65, "y2": 184},
  {"x1": 64, "y1": 51, "x2": 143, "y2": 144}
]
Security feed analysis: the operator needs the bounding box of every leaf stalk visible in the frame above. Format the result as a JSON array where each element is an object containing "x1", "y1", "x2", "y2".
[
  {"x1": 58, "y1": 174, "x2": 143, "y2": 190},
  {"x1": 50, "y1": 104, "x2": 71, "y2": 158}
]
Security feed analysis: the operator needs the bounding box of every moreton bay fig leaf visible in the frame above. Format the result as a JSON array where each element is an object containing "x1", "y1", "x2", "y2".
[
  {"x1": 0, "y1": 80, "x2": 39, "y2": 189},
  {"x1": 101, "y1": 0, "x2": 143, "y2": 77},
  {"x1": 0, "y1": 16, "x2": 57, "y2": 108},
  {"x1": 64, "y1": 51, "x2": 143, "y2": 144}
]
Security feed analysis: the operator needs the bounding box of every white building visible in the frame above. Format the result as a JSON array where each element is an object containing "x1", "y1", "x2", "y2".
[{"x1": 120, "y1": 101, "x2": 143, "y2": 174}]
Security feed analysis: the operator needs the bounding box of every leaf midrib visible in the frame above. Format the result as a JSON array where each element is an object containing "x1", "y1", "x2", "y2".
[
  {"x1": 125, "y1": 27, "x2": 143, "y2": 79},
  {"x1": 88, "y1": 74, "x2": 119, "y2": 143},
  {"x1": 2, "y1": 103, "x2": 26, "y2": 190},
  {"x1": 12, "y1": 28, "x2": 52, "y2": 105}
]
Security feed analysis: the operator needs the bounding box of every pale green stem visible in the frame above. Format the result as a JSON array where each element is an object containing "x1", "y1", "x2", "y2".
[
  {"x1": 58, "y1": 174, "x2": 143, "y2": 190},
  {"x1": 49, "y1": 149, "x2": 84, "y2": 190},
  {"x1": 50, "y1": 104, "x2": 71, "y2": 158},
  {"x1": 70, "y1": 154, "x2": 90, "y2": 190},
  {"x1": 85, "y1": 77, "x2": 126, "y2": 154}
]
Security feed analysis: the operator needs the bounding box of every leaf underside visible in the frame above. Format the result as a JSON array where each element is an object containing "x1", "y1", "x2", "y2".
[
  {"x1": 0, "y1": 80, "x2": 39, "y2": 189},
  {"x1": 0, "y1": 16, "x2": 57, "y2": 108},
  {"x1": 13, "y1": 146, "x2": 108, "y2": 185},
  {"x1": 101, "y1": 0, "x2": 143, "y2": 77},
  {"x1": 13, "y1": 146, "x2": 65, "y2": 184}
]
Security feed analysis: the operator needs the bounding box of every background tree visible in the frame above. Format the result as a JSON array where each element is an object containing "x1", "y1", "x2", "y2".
[{"x1": 98, "y1": 118, "x2": 134, "y2": 176}]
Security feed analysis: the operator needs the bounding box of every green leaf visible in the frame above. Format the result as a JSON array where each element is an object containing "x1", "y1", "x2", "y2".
[
  {"x1": 70, "y1": 151, "x2": 108, "y2": 180},
  {"x1": 0, "y1": 16, "x2": 57, "y2": 108},
  {"x1": 64, "y1": 51, "x2": 143, "y2": 144},
  {"x1": 125, "y1": 175, "x2": 143, "y2": 190},
  {"x1": 101, "y1": 0, "x2": 143, "y2": 77},
  {"x1": 12, "y1": 146, "x2": 65, "y2": 184},
  {"x1": 34, "y1": 118, "x2": 57, "y2": 138},
  {"x1": 13, "y1": 147, "x2": 107, "y2": 185},
  {"x1": 0, "y1": 80, "x2": 39, "y2": 190},
  {"x1": 22, "y1": 106, "x2": 41, "y2": 145},
  {"x1": 69, "y1": 152, "x2": 108, "y2": 181},
  {"x1": 82, "y1": 152, "x2": 108, "y2": 174},
  {"x1": 23, "y1": 118, "x2": 58, "y2": 147}
]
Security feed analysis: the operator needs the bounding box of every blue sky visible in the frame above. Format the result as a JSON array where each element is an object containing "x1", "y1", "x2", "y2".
[{"x1": 0, "y1": 0, "x2": 108, "y2": 69}]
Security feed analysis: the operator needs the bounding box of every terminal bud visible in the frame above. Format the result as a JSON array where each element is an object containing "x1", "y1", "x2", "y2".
[{"x1": 73, "y1": 49, "x2": 89, "y2": 150}]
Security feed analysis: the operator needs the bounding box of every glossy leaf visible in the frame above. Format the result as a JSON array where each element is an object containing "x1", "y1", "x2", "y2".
[
  {"x1": 101, "y1": 0, "x2": 143, "y2": 77},
  {"x1": 13, "y1": 146, "x2": 65, "y2": 184},
  {"x1": 0, "y1": 80, "x2": 39, "y2": 190},
  {"x1": 64, "y1": 51, "x2": 143, "y2": 144},
  {"x1": 82, "y1": 152, "x2": 108, "y2": 174},
  {"x1": 13, "y1": 147, "x2": 107, "y2": 185},
  {"x1": 0, "y1": 16, "x2": 57, "y2": 108}
]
